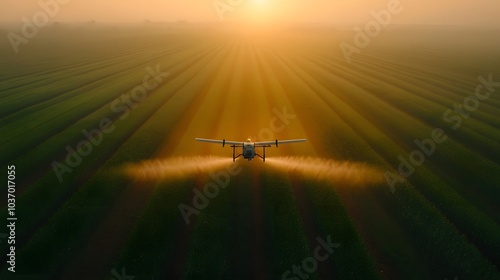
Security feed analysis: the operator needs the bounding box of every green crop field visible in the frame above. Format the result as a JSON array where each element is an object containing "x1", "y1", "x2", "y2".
[{"x1": 1, "y1": 23, "x2": 500, "y2": 280}]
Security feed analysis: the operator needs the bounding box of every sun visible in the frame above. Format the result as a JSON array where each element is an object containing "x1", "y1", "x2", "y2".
[
  {"x1": 234, "y1": 0, "x2": 292, "y2": 26},
  {"x1": 243, "y1": 0, "x2": 275, "y2": 23},
  {"x1": 249, "y1": 0, "x2": 270, "y2": 10}
]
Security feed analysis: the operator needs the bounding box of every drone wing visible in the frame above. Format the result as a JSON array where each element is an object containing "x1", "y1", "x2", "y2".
[
  {"x1": 195, "y1": 138, "x2": 244, "y2": 146},
  {"x1": 254, "y1": 139, "x2": 307, "y2": 147}
]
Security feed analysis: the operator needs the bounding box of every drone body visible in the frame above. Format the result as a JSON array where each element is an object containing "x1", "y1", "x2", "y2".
[{"x1": 195, "y1": 138, "x2": 306, "y2": 162}]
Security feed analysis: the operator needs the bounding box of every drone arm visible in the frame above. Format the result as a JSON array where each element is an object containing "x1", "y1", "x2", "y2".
[
  {"x1": 254, "y1": 139, "x2": 307, "y2": 147},
  {"x1": 195, "y1": 138, "x2": 243, "y2": 146}
]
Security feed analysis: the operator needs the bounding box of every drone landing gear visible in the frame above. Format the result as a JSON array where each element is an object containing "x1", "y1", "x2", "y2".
[
  {"x1": 255, "y1": 146, "x2": 268, "y2": 162},
  {"x1": 231, "y1": 145, "x2": 242, "y2": 162}
]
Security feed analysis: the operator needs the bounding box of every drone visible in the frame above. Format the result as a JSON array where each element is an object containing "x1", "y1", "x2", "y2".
[{"x1": 195, "y1": 138, "x2": 306, "y2": 162}]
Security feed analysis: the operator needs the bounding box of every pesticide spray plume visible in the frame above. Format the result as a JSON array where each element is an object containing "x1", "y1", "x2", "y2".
[
  {"x1": 123, "y1": 156, "x2": 230, "y2": 181},
  {"x1": 265, "y1": 156, "x2": 384, "y2": 187}
]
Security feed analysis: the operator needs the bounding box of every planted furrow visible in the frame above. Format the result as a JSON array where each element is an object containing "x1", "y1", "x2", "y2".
[{"x1": 0, "y1": 42, "x2": 225, "y2": 276}]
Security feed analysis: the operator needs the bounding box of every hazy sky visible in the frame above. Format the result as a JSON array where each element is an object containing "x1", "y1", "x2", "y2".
[{"x1": 1, "y1": 0, "x2": 500, "y2": 25}]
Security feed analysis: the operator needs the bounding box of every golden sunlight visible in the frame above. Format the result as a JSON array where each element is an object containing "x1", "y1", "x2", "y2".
[{"x1": 240, "y1": 0, "x2": 276, "y2": 23}]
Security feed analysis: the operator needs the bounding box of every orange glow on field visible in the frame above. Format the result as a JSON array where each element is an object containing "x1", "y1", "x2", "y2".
[{"x1": 266, "y1": 157, "x2": 384, "y2": 187}]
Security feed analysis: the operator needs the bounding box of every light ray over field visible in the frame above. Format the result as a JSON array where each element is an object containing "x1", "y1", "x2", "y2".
[
  {"x1": 266, "y1": 157, "x2": 384, "y2": 187},
  {"x1": 124, "y1": 156, "x2": 230, "y2": 181}
]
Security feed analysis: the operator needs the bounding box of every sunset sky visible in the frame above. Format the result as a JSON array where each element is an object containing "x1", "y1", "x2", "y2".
[{"x1": 1, "y1": 0, "x2": 500, "y2": 25}]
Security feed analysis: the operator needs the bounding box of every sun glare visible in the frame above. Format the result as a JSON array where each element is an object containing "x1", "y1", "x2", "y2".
[{"x1": 241, "y1": 0, "x2": 277, "y2": 24}]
